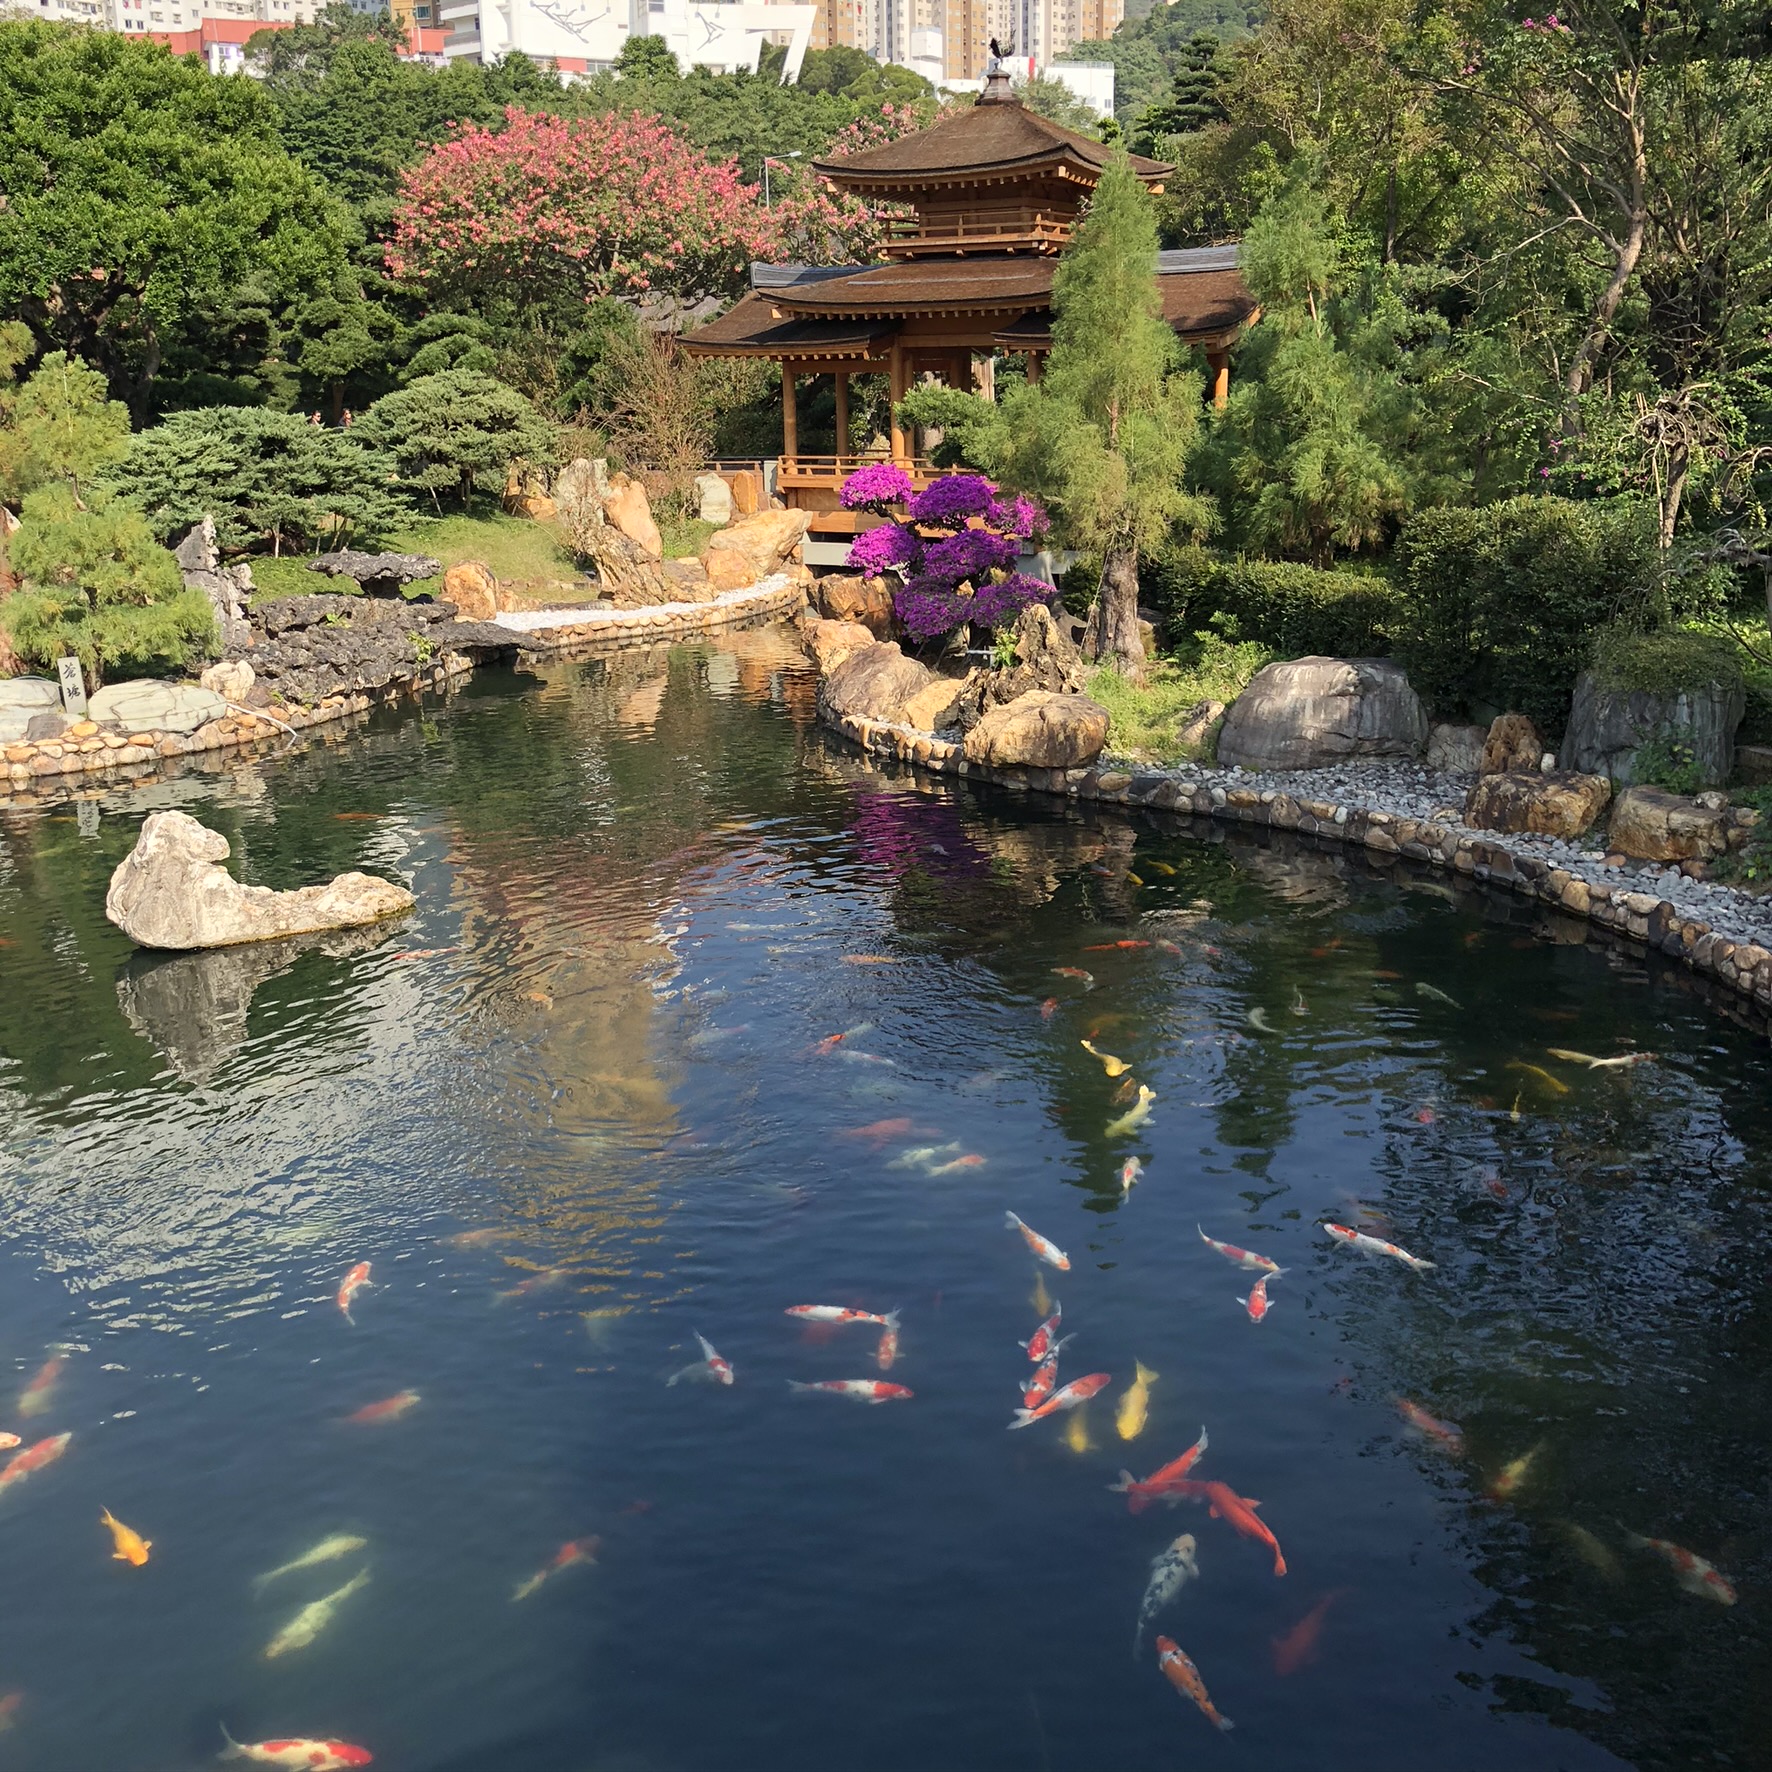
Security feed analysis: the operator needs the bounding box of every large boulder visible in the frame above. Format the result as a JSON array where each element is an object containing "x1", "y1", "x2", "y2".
[
  {"x1": 694, "y1": 472, "x2": 733, "y2": 525},
  {"x1": 815, "y1": 574, "x2": 895, "y2": 637},
  {"x1": 803, "y1": 618, "x2": 876, "y2": 675},
  {"x1": 1427, "y1": 721, "x2": 1486, "y2": 774},
  {"x1": 603, "y1": 473, "x2": 663, "y2": 560},
  {"x1": 1482, "y1": 714, "x2": 1546, "y2": 775},
  {"x1": 442, "y1": 561, "x2": 499, "y2": 622},
  {"x1": 198, "y1": 660, "x2": 255, "y2": 704},
  {"x1": 89, "y1": 680, "x2": 228, "y2": 736},
  {"x1": 0, "y1": 676, "x2": 64, "y2": 743},
  {"x1": 820, "y1": 642, "x2": 934, "y2": 724},
  {"x1": 962, "y1": 690, "x2": 1110, "y2": 769},
  {"x1": 899, "y1": 676, "x2": 966, "y2": 734},
  {"x1": 1215, "y1": 657, "x2": 1427, "y2": 771},
  {"x1": 106, "y1": 811, "x2": 414, "y2": 951},
  {"x1": 1606, "y1": 784, "x2": 1730, "y2": 863},
  {"x1": 308, "y1": 550, "x2": 440, "y2": 597},
  {"x1": 1464, "y1": 770, "x2": 1612, "y2": 838},
  {"x1": 174, "y1": 517, "x2": 252, "y2": 653},
  {"x1": 702, "y1": 509, "x2": 809, "y2": 593},
  {"x1": 1562, "y1": 667, "x2": 1744, "y2": 787}
]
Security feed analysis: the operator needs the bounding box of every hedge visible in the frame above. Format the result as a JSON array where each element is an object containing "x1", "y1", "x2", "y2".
[{"x1": 1145, "y1": 550, "x2": 1401, "y2": 657}]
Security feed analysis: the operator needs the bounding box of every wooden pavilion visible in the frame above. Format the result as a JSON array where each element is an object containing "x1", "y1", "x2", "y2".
[{"x1": 679, "y1": 69, "x2": 1259, "y2": 545}]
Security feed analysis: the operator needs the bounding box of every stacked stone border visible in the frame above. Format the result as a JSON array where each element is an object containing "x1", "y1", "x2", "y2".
[
  {"x1": 821, "y1": 705, "x2": 1772, "y2": 1022},
  {"x1": 0, "y1": 579, "x2": 805, "y2": 807}
]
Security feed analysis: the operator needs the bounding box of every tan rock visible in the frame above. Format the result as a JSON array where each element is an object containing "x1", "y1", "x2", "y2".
[
  {"x1": 820, "y1": 642, "x2": 934, "y2": 724},
  {"x1": 603, "y1": 474, "x2": 662, "y2": 560},
  {"x1": 1464, "y1": 770, "x2": 1612, "y2": 838},
  {"x1": 703, "y1": 548, "x2": 756, "y2": 594},
  {"x1": 703, "y1": 510, "x2": 810, "y2": 587},
  {"x1": 68, "y1": 720, "x2": 98, "y2": 739},
  {"x1": 1606, "y1": 784, "x2": 1730, "y2": 863},
  {"x1": 900, "y1": 676, "x2": 965, "y2": 734},
  {"x1": 1176, "y1": 698, "x2": 1225, "y2": 756},
  {"x1": 962, "y1": 690, "x2": 1110, "y2": 770},
  {"x1": 1481, "y1": 713, "x2": 1545, "y2": 775},
  {"x1": 105, "y1": 810, "x2": 414, "y2": 950},
  {"x1": 659, "y1": 558, "x2": 716, "y2": 602},
  {"x1": 804, "y1": 619, "x2": 876, "y2": 675},
  {"x1": 199, "y1": 659, "x2": 256, "y2": 704},
  {"x1": 816, "y1": 573, "x2": 895, "y2": 637},
  {"x1": 442, "y1": 561, "x2": 499, "y2": 622}
]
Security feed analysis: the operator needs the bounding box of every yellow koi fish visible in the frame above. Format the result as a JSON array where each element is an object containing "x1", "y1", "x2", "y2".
[
  {"x1": 1080, "y1": 1040, "x2": 1131, "y2": 1078},
  {"x1": 1032, "y1": 1271, "x2": 1053, "y2": 1318},
  {"x1": 1105, "y1": 1085, "x2": 1156, "y2": 1138},
  {"x1": 252, "y1": 1534, "x2": 368, "y2": 1595},
  {"x1": 1116, "y1": 1361, "x2": 1158, "y2": 1441},
  {"x1": 1507, "y1": 1060, "x2": 1571, "y2": 1096},
  {"x1": 1064, "y1": 1409, "x2": 1093, "y2": 1453},
  {"x1": 263, "y1": 1568, "x2": 371, "y2": 1660},
  {"x1": 100, "y1": 1508, "x2": 150, "y2": 1567},
  {"x1": 1488, "y1": 1445, "x2": 1541, "y2": 1501}
]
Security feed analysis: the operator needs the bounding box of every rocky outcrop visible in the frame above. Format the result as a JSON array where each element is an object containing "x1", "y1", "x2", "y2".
[
  {"x1": 819, "y1": 642, "x2": 934, "y2": 724},
  {"x1": 988, "y1": 604, "x2": 1087, "y2": 702},
  {"x1": 442, "y1": 561, "x2": 499, "y2": 621},
  {"x1": 174, "y1": 518, "x2": 252, "y2": 653},
  {"x1": 1176, "y1": 698, "x2": 1225, "y2": 757},
  {"x1": 899, "y1": 676, "x2": 966, "y2": 734},
  {"x1": 1606, "y1": 784, "x2": 1730, "y2": 863},
  {"x1": 815, "y1": 574, "x2": 895, "y2": 637},
  {"x1": 604, "y1": 474, "x2": 663, "y2": 560},
  {"x1": 198, "y1": 660, "x2": 255, "y2": 704},
  {"x1": 1216, "y1": 657, "x2": 1427, "y2": 771},
  {"x1": 1464, "y1": 770, "x2": 1611, "y2": 838},
  {"x1": 803, "y1": 618, "x2": 877, "y2": 675},
  {"x1": 1562, "y1": 668, "x2": 1745, "y2": 787},
  {"x1": 0, "y1": 677, "x2": 64, "y2": 743},
  {"x1": 106, "y1": 810, "x2": 414, "y2": 950},
  {"x1": 89, "y1": 681, "x2": 228, "y2": 735},
  {"x1": 1481, "y1": 714, "x2": 1545, "y2": 775},
  {"x1": 702, "y1": 510, "x2": 809, "y2": 594},
  {"x1": 1428, "y1": 722, "x2": 1486, "y2": 774},
  {"x1": 962, "y1": 690, "x2": 1110, "y2": 769},
  {"x1": 308, "y1": 551, "x2": 441, "y2": 598}
]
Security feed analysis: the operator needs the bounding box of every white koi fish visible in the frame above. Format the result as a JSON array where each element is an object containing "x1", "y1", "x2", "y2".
[
  {"x1": 252, "y1": 1535, "x2": 368, "y2": 1596},
  {"x1": 1547, "y1": 1047, "x2": 1657, "y2": 1071},
  {"x1": 1246, "y1": 1008, "x2": 1276, "y2": 1034},
  {"x1": 1322, "y1": 1221, "x2": 1435, "y2": 1273},
  {"x1": 1135, "y1": 1532, "x2": 1199, "y2": 1653},
  {"x1": 1415, "y1": 983, "x2": 1460, "y2": 1008},
  {"x1": 667, "y1": 1332, "x2": 733, "y2": 1387},
  {"x1": 1005, "y1": 1211, "x2": 1070, "y2": 1271},
  {"x1": 263, "y1": 1568, "x2": 371, "y2": 1660},
  {"x1": 1118, "y1": 1157, "x2": 1143, "y2": 1199}
]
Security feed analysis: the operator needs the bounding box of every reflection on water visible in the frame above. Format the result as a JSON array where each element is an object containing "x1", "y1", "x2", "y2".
[{"x1": 0, "y1": 624, "x2": 1767, "y2": 1772}]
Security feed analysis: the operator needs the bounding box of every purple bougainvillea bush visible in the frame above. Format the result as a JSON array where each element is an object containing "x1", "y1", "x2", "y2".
[{"x1": 839, "y1": 469, "x2": 1052, "y2": 643}]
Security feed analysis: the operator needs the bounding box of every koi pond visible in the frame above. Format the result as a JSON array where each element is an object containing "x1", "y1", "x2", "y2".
[{"x1": 1, "y1": 626, "x2": 1767, "y2": 1772}]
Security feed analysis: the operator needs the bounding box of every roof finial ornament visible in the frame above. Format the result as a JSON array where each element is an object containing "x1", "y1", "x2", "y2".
[{"x1": 982, "y1": 39, "x2": 1018, "y2": 103}]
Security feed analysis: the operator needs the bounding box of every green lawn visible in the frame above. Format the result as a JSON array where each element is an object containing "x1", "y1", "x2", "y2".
[{"x1": 1087, "y1": 630, "x2": 1273, "y2": 763}]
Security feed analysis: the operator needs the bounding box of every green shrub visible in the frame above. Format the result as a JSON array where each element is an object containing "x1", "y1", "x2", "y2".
[
  {"x1": 1391, "y1": 497, "x2": 1656, "y2": 737},
  {"x1": 1588, "y1": 626, "x2": 1743, "y2": 700},
  {"x1": 1144, "y1": 548, "x2": 1400, "y2": 656},
  {"x1": 1630, "y1": 735, "x2": 1706, "y2": 797}
]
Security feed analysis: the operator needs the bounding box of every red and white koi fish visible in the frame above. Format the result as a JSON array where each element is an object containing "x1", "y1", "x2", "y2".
[
  {"x1": 1197, "y1": 1225, "x2": 1284, "y2": 1277},
  {"x1": 345, "y1": 1390, "x2": 420, "y2": 1426},
  {"x1": 1109, "y1": 1427, "x2": 1210, "y2": 1514},
  {"x1": 1022, "y1": 1355, "x2": 1061, "y2": 1408},
  {"x1": 1170, "y1": 1478, "x2": 1287, "y2": 1575},
  {"x1": 1624, "y1": 1531, "x2": 1737, "y2": 1605},
  {"x1": 498, "y1": 1267, "x2": 568, "y2": 1300},
  {"x1": 1155, "y1": 1637, "x2": 1234, "y2": 1732},
  {"x1": 1021, "y1": 1304, "x2": 1065, "y2": 1363},
  {"x1": 787, "y1": 1379, "x2": 913, "y2": 1403},
  {"x1": 1039, "y1": 997, "x2": 1059, "y2": 1020},
  {"x1": 1008, "y1": 1372, "x2": 1110, "y2": 1429},
  {"x1": 1155, "y1": 939, "x2": 1185, "y2": 957},
  {"x1": 1271, "y1": 1589, "x2": 1347, "y2": 1676},
  {"x1": 336, "y1": 1263, "x2": 372, "y2": 1323},
  {"x1": 511, "y1": 1535, "x2": 600, "y2": 1602},
  {"x1": 0, "y1": 1432, "x2": 71, "y2": 1496},
  {"x1": 1238, "y1": 1275, "x2": 1272, "y2": 1322},
  {"x1": 667, "y1": 1332, "x2": 733, "y2": 1387},
  {"x1": 785, "y1": 1306, "x2": 896, "y2": 1328},
  {"x1": 443, "y1": 1228, "x2": 510, "y2": 1249},
  {"x1": 839, "y1": 1116, "x2": 915, "y2": 1143},
  {"x1": 1005, "y1": 1211, "x2": 1070, "y2": 1271},
  {"x1": 18, "y1": 1355, "x2": 65, "y2": 1419},
  {"x1": 1396, "y1": 1398, "x2": 1463, "y2": 1454},
  {"x1": 1118, "y1": 1158, "x2": 1143, "y2": 1199},
  {"x1": 220, "y1": 1725, "x2": 372, "y2": 1767},
  {"x1": 0, "y1": 1434, "x2": 19, "y2": 1451},
  {"x1": 1050, "y1": 967, "x2": 1095, "y2": 989},
  {"x1": 1322, "y1": 1222, "x2": 1436, "y2": 1273},
  {"x1": 875, "y1": 1318, "x2": 900, "y2": 1371}
]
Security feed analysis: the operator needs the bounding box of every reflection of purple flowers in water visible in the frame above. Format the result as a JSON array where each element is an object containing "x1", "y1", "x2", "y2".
[
  {"x1": 839, "y1": 462, "x2": 915, "y2": 513},
  {"x1": 907, "y1": 473, "x2": 997, "y2": 528},
  {"x1": 851, "y1": 788, "x2": 990, "y2": 884},
  {"x1": 844, "y1": 522, "x2": 920, "y2": 573}
]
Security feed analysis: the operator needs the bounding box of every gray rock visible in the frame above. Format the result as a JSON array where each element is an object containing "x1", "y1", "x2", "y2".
[
  {"x1": 24, "y1": 711, "x2": 69, "y2": 741},
  {"x1": 106, "y1": 810, "x2": 414, "y2": 950},
  {"x1": 0, "y1": 676, "x2": 65, "y2": 742},
  {"x1": 88, "y1": 680, "x2": 228, "y2": 736},
  {"x1": 819, "y1": 642, "x2": 934, "y2": 724},
  {"x1": 308, "y1": 550, "x2": 442, "y2": 596},
  {"x1": 1562, "y1": 668, "x2": 1744, "y2": 786},
  {"x1": 175, "y1": 519, "x2": 252, "y2": 652},
  {"x1": 1216, "y1": 656, "x2": 1427, "y2": 771},
  {"x1": 1427, "y1": 721, "x2": 1485, "y2": 773},
  {"x1": 962, "y1": 690, "x2": 1110, "y2": 769},
  {"x1": 694, "y1": 472, "x2": 733, "y2": 525}
]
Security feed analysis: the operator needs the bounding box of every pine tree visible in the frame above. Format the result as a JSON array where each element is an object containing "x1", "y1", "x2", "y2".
[
  {"x1": 1131, "y1": 34, "x2": 1227, "y2": 154},
  {"x1": 0, "y1": 351, "x2": 131, "y2": 506},
  {"x1": 1001, "y1": 154, "x2": 1212, "y2": 682}
]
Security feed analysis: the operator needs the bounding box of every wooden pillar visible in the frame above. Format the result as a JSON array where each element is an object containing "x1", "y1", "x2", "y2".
[
  {"x1": 950, "y1": 349, "x2": 970, "y2": 392},
  {"x1": 1205, "y1": 347, "x2": 1230, "y2": 409},
  {"x1": 781, "y1": 361, "x2": 798, "y2": 460},
  {"x1": 975, "y1": 354, "x2": 996, "y2": 403},
  {"x1": 888, "y1": 347, "x2": 908, "y2": 467},
  {"x1": 834, "y1": 370, "x2": 850, "y2": 459},
  {"x1": 1024, "y1": 351, "x2": 1042, "y2": 386}
]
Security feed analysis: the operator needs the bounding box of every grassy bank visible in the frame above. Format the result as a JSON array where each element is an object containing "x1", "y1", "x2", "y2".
[{"x1": 1086, "y1": 629, "x2": 1272, "y2": 763}]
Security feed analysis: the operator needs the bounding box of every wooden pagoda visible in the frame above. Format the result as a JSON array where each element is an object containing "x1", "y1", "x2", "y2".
[{"x1": 679, "y1": 70, "x2": 1259, "y2": 542}]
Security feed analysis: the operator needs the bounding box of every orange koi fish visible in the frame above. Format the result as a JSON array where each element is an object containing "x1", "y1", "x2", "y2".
[
  {"x1": 1020, "y1": 1304, "x2": 1068, "y2": 1363},
  {"x1": 1109, "y1": 1427, "x2": 1210, "y2": 1514},
  {"x1": 498, "y1": 1267, "x2": 568, "y2": 1300},
  {"x1": 336, "y1": 1262, "x2": 372, "y2": 1323},
  {"x1": 331, "y1": 812, "x2": 382, "y2": 822},
  {"x1": 1022, "y1": 1354, "x2": 1060, "y2": 1408},
  {"x1": 1395, "y1": 1398, "x2": 1463, "y2": 1454},
  {"x1": 785, "y1": 1306, "x2": 896, "y2": 1328},
  {"x1": 444, "y1": 1228, "x2": 509, "y2": 1249},
  {"x1": 787, "y1": 1380, "x2": 913, "y2": 1403},
  {"x1": 1008, "y1": 1372, "x2": 1110, "y2": 1429},
  {"x1": 1322, "y1": 1222, "x2": 1435, "y2": 1273},
  {"x1": 1271, "y1": 1589, "x2": 1347, "y2": 1675},
  {"x1": 842, "y1": 955, "x2": 901, "y2": 966},
  {"x1": 511, "y1": 1535, "x2": 600, "y2": 1602},
  {"x1": 1197, "y1": 1225, "x2": 1284, "y2": 1277},
  {"x1": 0, "y1": 1432, "x2": 71, "y2": 1496},
  {"x1": 1005, "y1": 1211, "x2": 1070, "y2": 1271},
  {"x1": 1050, "y1": 967, "x2": 1095, "y2": 989},
  {"x1": 1238, "y1": 1275, "x2": 1272, "y2": 1323},
  {"x1": 1039, "y1": 997, "x2": 1059, "y2": 1020},
  {"x1": 839, "y1": 1118, "x2": 915, "y2": 1145},
  {"x1": 1625, "y1": 1531, "x2": 1737, "y2": 1605},
  {"x1": 1163, "y1": 1477, "x2": 1288, "y2": 1575},
  {"x1": 100, "y1": 1507, "x2": 151, "y2": 1566},
  {"x1": 1082, "y1": 940, "x2": 1151, "y2": 952},
  {"x1": 220, "y1": 1726, "x2": 373, "y2": 1767},
  {"x1": 18, "y1": 1356, "x2": 65, "y2": 1419},
  {"x1": 0, "y1": 1692, "x2": 21, "y2": 1732},
  {"x1": 928, "y1": 1153, "x2": 986, "y2": 1175},
  {"x1": 1155, "y1": 1637, "x2": 1234, "y2": 1732},
  {"x1": 345, "y1": 1390, "x2": 420, "y2": 1425}
]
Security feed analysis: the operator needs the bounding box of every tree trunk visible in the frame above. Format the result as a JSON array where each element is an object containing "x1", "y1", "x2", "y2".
[
  {"x1": 1658, "y1": 445, "x2": 1689, "y2": 550},
  {"x1": 1084, "y1": 545, "x2": 1147, "y2": 685}
]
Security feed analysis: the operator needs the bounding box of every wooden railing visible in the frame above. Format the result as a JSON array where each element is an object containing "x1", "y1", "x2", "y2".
[
  {"x1": 776, "y1": 455, "x2": 939, "y2": 491},
  {"x1": 883, "y1": 209, "x2": 1073, "y2": 256}
]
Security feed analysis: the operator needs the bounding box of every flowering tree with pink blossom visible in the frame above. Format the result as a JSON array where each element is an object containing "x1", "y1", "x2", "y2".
[
  {"x1": 766, "y1": 104, "x2": 927, "y2": 266},
  {"x1": 842, "y1": 467, "x2": 1053, "y2": 643},
  {"x1": 386, "y1": 108, "x2": 778, "y2": 319}
]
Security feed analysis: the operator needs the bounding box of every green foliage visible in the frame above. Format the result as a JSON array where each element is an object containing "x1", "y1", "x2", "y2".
[
  {"x1": 0, "y1": 351, "x2": 131, "y2": 503},
  {"x1": 557, "y1": 299, "x2": 644, "y2": 424},
  {"x1": 1588, "y1": 626, "x2": 1744, "y2": 700},
  {"x1": 1018, "y1": 77, "x2": 1109, "y2": 137},
  {"x1": 4, "y1": 487, "x2": 214, "y2": 681},
  {"x1": 895, "y1": 384, "x2": 1011, "y2": 472},
  {"x1": 1392, "y1": 498, "x2": 1658, "y2": 735},
  {"x1": 1147, "y1": 548, "x2": 1400, "y2": 654},
  {"x1": 1075, "y1": 0, "x2": 1262, "y2": 123},
  {"x1": 1131, "y1": 33, "x2": 1228, "y2": 152},
  {"x1": 1629, "y1": 735, "x2": 1707, "y2": 797},
  {"x1": 354, "y1": 370, "x2": 553, "y2": 509},
  {"x1": 1085, "y1": 624, "x2": 1272, "y2": 760},
  {"x1": 797, "y1": 45, "x2": 929, "y2": 102},
  {"x1": 108, "y1": 407, "x2": 407, "y2": 555}
]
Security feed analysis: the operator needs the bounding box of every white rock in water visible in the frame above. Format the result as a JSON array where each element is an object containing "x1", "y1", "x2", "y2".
[{"x1": 105, "y1": 810, "x2": 414, "y2": 950}]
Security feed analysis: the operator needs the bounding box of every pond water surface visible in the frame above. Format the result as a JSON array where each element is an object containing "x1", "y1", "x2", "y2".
[{"x1": 1, "y1": 628, "x2": 1769, "y2": 1772}]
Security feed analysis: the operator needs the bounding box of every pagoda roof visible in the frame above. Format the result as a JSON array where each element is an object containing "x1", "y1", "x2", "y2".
[
  {"x1": 812, "y1": 89, "x2": 1171, "y2": 193},
  {"x1": 676, "y1": 294, "x2": 896, "y2": 360},
  {"x1": 767, "y1": 255, "x2": 1058, "y2": 319}
]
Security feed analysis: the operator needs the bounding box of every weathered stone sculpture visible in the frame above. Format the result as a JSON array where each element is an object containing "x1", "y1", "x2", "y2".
[{"x1": 308, "y1": 550, "x2": 442, "y2": 597}]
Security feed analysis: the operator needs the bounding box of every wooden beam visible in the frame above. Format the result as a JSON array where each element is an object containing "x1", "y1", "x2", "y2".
[
  {"x1": 1205, "y1": 348, "x2": 1230, "y2": 409},
  {"x1": 834, "y1": 371, "x2": 850, "y2": 456},
  {"x1": 782, "y1": 361, "x2": 798, "y2": 459},
  {"x1": 888, "y1": 346, "x2": 908, "y2": 466}
]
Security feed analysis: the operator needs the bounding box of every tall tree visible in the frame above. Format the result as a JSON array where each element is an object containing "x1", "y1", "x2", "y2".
[
  {"x1": 1000, "y1": 155, "x2": 1212, "y2": 681},
  {"x1": 1131, "y1": 32, "x2": 1228, "y2": 151}
]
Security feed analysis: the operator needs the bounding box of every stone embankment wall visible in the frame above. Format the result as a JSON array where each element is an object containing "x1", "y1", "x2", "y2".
[{"x1": 820, "y1": 704, "x2": 1772, "y2": 1023}]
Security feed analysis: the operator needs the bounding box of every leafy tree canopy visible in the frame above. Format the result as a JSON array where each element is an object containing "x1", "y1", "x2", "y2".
[
  {"x1": 0, "y1": 350, "x2": 131, "y2": 506},
  {"x1": 353, "y1": 369, "x2": 554, "y2": 509}
]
